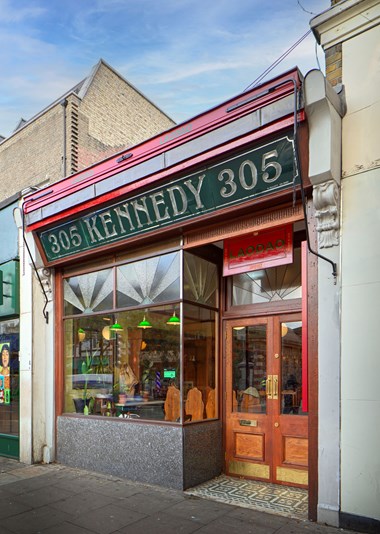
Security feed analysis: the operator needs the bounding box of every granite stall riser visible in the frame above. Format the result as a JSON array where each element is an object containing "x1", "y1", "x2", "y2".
[
  {"x1": 183, "y1": 420, "x2": 223, "y2": 488},
  {"x1": 57, "y1": 416, "x2": 223, "y2": 490}
]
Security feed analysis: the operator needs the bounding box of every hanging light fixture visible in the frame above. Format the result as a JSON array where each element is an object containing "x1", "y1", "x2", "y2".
[
  {"x1": 78, "y1": 328, "x2": 86, "y2": 342},
  {"x1": 167, "y1": 311, "x2": 180, "y2": 325},
  {"x1": 137, "y1": 315, "x2": 152, "y2": 329},
  {"x1": 110, "y1": 321, "x2": 123, "y2": 332}
]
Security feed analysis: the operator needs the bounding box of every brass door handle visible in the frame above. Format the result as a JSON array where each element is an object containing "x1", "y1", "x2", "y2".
[
  {"x1": 273, "y1": 375, "x2": 279, "y2": 400},
  {"x1": 266, "y1": 375, "x2": 273, "y2": 399}
]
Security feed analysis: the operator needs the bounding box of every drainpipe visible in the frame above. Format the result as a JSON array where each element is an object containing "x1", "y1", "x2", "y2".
[{"x1": 61, "y1": 99, "x2": 68, "y2": 177}]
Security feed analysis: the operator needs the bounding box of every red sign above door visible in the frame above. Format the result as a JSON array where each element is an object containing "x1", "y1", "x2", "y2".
[{"x1": 223, "y1": 225, "x2": 293, "y2": 276}]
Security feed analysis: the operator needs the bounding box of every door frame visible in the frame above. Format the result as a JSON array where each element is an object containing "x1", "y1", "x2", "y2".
[
  {"x1": 221, "y1": 238, "x2": 318, "y2": 520},
  {"x1": 224, "y1": 312, "x2": 308, "y2": 487}
]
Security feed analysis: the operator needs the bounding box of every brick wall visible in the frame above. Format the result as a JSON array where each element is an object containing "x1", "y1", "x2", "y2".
[
  {"x1": 0, "y1": 107, "x2": 63, "y2": 201},
  {"x1": 77, "y1": 62, "x2": 175, "y2": 170},
  {"x1": 0, "y1": 61, "x2": 175, "y2": 202},
  {"x1": 325, "y1": 43, "x2": 342, "y2": 86}
]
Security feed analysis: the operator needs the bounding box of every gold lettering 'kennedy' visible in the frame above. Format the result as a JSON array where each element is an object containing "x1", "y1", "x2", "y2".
[{"x1": 81, "y1": 174, "x2": 206, "y2": 245}]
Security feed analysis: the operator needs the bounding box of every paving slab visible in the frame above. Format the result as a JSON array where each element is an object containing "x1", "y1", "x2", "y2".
[
  {"x1": 38, "y1": 523, "x2": 94, "y2": 534},
  {"x1": 0, "y1": 458, "x2": 365, "y2": 534},
  {"x1": 158, "y1": 496, "x2": 233, "y2": 524},
  {"x1": 114, "y1": 489, "x2": 185, "y2": 514},
  {"x1": 1, "y1": 504, "x2": 71, "y2": 534},
  {"x1": 10, "y1": 485, "x2": 73, "y2": 509},
  {"x1": 68, "y1": 503, "x2": 147, "y2": 534},
  {"x1": 117, "y1": 510, "x2": 200, "y2": 534}
]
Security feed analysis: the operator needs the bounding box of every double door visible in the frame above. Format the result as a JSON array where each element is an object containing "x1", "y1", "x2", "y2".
[{"x1": 225, "y1": 313, "x2": 308, "y2": 487}]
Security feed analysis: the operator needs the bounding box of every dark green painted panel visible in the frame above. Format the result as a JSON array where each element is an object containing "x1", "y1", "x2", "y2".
[
  {"x1": 39, "y1": 135, "x2": 297, "y2": 262},
  {"x1": 0, "y1": 434, "x2": 19, "y2": 458},
  {"x1": 0, "y1": 261, "x2": 20, "y2": 317}
]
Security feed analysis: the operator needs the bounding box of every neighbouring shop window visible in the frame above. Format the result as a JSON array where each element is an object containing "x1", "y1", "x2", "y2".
[
  {"x1": 232, "y1": 246, "x2": 301, "y2": 306},
  {"x1": 0, "y1": 319, "x2": 19, "y2": 436},
  {"x1": 62, "y1": 251, "x2": 218, "y2": 423}
]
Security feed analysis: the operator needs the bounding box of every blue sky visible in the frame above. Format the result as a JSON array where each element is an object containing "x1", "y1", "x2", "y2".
[{"x1": 1, "y1": 0, "x2": 331, "y2": 138}]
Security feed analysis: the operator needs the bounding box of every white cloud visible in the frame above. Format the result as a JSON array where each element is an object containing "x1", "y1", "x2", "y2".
[
  {"x1": 0, "y1": 0, "x2": 46, "y2": 23},
  {"x1": 0, "y1": 0, "x2": 331, "y2": 137}
]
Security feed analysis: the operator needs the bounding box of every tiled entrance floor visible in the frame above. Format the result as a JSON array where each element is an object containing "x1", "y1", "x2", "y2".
[{"x1": 186, "y1": 475, "x2": 308, "y2": 520}]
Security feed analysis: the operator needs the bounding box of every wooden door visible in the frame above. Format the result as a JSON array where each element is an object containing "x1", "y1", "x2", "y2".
[{"x1": 225, "y1": 313, "x2": 308, "y2": 487}]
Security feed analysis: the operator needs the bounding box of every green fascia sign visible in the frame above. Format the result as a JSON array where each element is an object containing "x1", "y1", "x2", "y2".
[
  {"x1": 39, "y1": 134, "x2": 297, "y2": 262},
  {"x1": 0, "y1": 260, "x2": 20, "y2": 316}
]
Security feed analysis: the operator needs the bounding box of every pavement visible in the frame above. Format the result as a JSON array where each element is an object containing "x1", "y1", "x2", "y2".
[{"x1": 0, "y1": 457, "x2": 363, "y2": 534}]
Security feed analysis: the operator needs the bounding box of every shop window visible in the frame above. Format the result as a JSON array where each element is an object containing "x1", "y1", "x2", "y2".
[
  {"x1": 62, "y1": 251, "x2": 218, "y2": 423},
  {"x1": 116, "y1": 252, "x2": 180, "y2": 307},
  {"x1": 63, "y1": 306, "x2": 180, "y2": 420},
  {"x1": 183, "y1": 252, "x2": 218, "y2": 307},
  {"x1": 232, "y1": 246, "x2": 301, "y2": 306},
  {"x1": 183, "y1": 304, "x2": 217, "y2": 421},
  {"x1": 0, "y1": 319, "x2": 19, "y2": 437},
  {"x1": 64, "y1": 268, "x2": 113, "y2": 315}
]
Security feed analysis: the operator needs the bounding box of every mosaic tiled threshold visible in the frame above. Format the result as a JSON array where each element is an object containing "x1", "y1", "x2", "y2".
[{"x1": 186, "y1": 475, "x2": 308, "y2": 520}]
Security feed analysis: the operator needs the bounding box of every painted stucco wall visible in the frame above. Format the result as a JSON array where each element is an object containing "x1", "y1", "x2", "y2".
[
  {"x1": 311, "y1": 2, "x2": 380, "y2": 526},
  {"x1": 340, "y1": 24, "x2": 380, "y2": 521}
]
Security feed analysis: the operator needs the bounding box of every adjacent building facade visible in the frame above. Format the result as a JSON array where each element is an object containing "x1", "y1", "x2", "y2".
[{"x1": 311, "y1": 0, "x2": 380, "y2": 530}]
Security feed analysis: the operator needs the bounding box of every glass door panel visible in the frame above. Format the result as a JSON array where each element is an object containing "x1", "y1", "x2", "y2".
[
  {"x1": 280, "y1": 321, "x2": 306, "y2": 415},
  {"x1": 231, "y1": 325, "x2": 267, "y2": 414}
]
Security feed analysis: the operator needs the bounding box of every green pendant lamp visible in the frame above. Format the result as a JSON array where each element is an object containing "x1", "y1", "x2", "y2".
[
  {"x1": 167, "y1": 311, "x2": 180, "y2": 325},
  {"x1": 137, "y1": 315, "x2": 152, "y2": 329}
]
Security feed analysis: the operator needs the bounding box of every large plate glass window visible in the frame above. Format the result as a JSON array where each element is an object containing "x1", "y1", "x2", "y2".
[{"x1": 62, "y1": 250, "x2": 218, "y2": 423}]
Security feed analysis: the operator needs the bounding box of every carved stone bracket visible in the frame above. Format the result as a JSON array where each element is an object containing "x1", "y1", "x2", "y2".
[
  {"x1": 36, "y1": 267, "x2": 53, "y2": 301},
  {"x1": 313, "y1": 180, "x2": 340, "y2": 248}
]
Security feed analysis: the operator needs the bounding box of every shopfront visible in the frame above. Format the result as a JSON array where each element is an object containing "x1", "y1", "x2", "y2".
[{"x1": 23, "y1": 68, "x2": 317, "y2": 509}]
